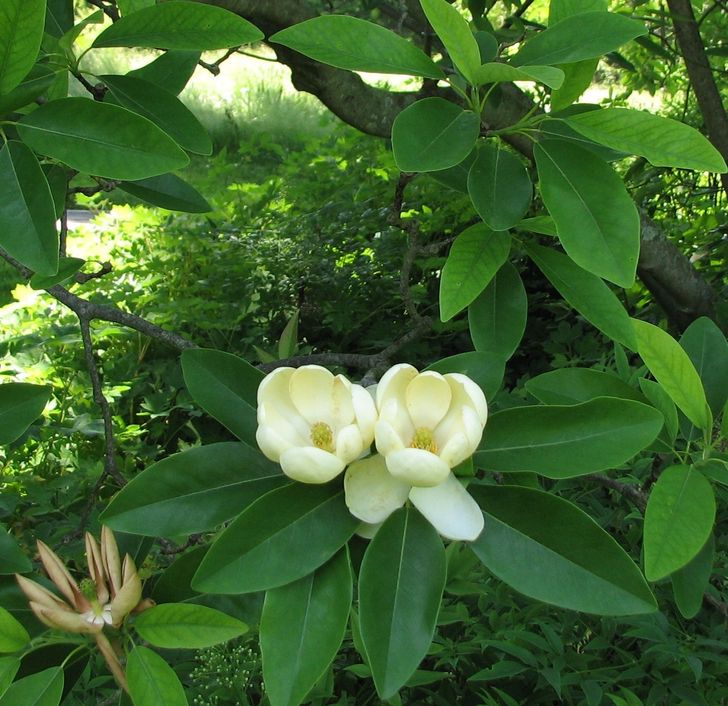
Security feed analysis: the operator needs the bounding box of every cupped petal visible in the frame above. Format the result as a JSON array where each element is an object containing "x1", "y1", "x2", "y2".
[
  {"x1": 351, "y1": 384, "x2": 377, "y2": 445},
  {"x1": 331, "y1": 374, "x2": 355, "y2": 427},
  {"x1": 85, "y1": 533, "x2": 109, "y2": 604},
  {"x1": 37, "y1": 541, "x2": 86, "y2": 611},
  {"x1": 258, "y1": 401, "x2": 310, "y2": 447},
  {"x1": 445, "y1": 373, "x2": 488, "y2": 426},
  {"x1": 344, "y1": 455, "x2": 410, "y2": 524},
  {"x1": 289, "y1": 365, "x2": 336, "y2": 425},
  {"x1": 385, "y1": 448, "x2": 450, "y2": 487},
  {"x1": 409, "y1": 474, "x2": 484, "y2": 541},
  {"x1": 279, "y1": 446, "x2": 345, "y2": 484},
  {"x1": 256, "y1": 423, "x2": 294, "y2": 463},
  {"x1": 376, "y1": 363, "x2": 418, "y2": 411},
  {"x1": 335, "y1": 424, "x2": 365, "y2": 465},
  {"x1": 16, "y1": 575, "x2": 70, "y2": 611},
  {"x1": 406, "y1": 371, "x2": 452, "y2": 430},
  {"x1": 438, "y1": 431, "x2": 472, "y2": 469},
  {"x1": 101, "y1": 526, "x2": 122, "y2": 597},
  {"x1": 434, "y1": 402, "x2": 485, "y2": 453},
  {"x1": 110, "y1": 556, "x2": 142, "y2": 626},
  {"x1": 257, "y1": 367, "x2": 295, "y2": 406},
  {"x1": 374, "y1": 419, "x2": 406, "y2": 456},
  {"x1": 378, "y1": 398, "x2": 414, "y2": 443},
  {"x1": 31, "y1": 603, "x2": 102, "y2": 634}
]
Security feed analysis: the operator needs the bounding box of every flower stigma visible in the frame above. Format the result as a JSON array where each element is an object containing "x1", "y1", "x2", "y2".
[
  {"x1": 410, "y1": 427, "x2": 438, "y2": 454},
  {"x1": 310, "y1": 421, "x2": 335, "y2": 452}
]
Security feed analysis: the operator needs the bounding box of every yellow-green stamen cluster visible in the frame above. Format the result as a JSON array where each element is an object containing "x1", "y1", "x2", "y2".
[
  {"x1": 80, "y1": 578, "x2": 98, "y2": 602},
  {"x1": 410, "y1": 427, "x2": 438, "y2": 454},
  {"x1": 310, "y1": 422, "x2": 335, "y2": 452}
]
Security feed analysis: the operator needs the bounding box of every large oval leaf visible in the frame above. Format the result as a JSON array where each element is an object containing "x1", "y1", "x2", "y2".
[
  {"x1": 127, "y1": 50, "x2": 200, "y2": 95},
  {"x1": 0, "y1": 607, "x2": 29, "y2": 653},
  {"x1": 534, "y1": 139, "x2": 639, "y2": 288},
  {"x1": 100, "y1": 443, "x2": 284, "y2": 537},
  {"x1": 473, "y1": 62, "x2": 565, "y2": 89},
  {"x1": 0, "y1": 525, "x2": 32, "y2": 575},
  {"x1": 269, "y1": 16, "x2": 443, "y2": 79},
  {"x1": 359, "y1": 507, "x2": 446, "y2": 699},
  {"x1": 0, "y1": 667, "x2": 63, "y2": 706},
  {"x1": 475, "y1": 397, "x2": 663, "y2": 477},
  {"x1": 679, "y1": 316, "x2": 728, "y2": 415},
  {"x1": 470, "y1": 485, "x2": 657, "y2": 615},
  {"x1": 392, "y1": 98, "x2": 480, "y2": 173},
  {"x1": 93, "y1": 1, "x2": 263, "y2": 50},
  {"x1": 672, "y1": 534, "x2": 714, "y2": 619},
  {"x1": 193, "y1": 483, "x2": 358, "y2": 594},
  {"x1": 17, "y1": 98, "x2": 189, "y2": 180},
  {"x1": 118, "y1": 173, "x2": 211, "y2": 213},
  {"x1": 525, "y1": 368, "x2": 644, "y2": 406},
  {"x1": 643, "y1": 465, "x2": 715, "y2": 582},
  {"x1": 126, "y1": 647, "x2": 186, "y2": 706},
  {"x1": 0, "y1": 383, "x2": 51, "y2": 446},
  {"x1": 0, "y1": 64, "x2": 56, "y2": 117},
  {"x1": 0, "y1": 656, "x2": 19, "y2": 697},
  {"x1": 261, "y1": 549, "x2": 352, "y2": 706},
  {"x1": 0, "y1": 0, "x2": 46, "y2": 94}
]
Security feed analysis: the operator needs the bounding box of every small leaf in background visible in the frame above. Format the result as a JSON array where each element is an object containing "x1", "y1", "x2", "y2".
[
  {"x1": 126, "y1": 647, "x2": 187, "y2": 706},
  {"x1": 0, "y1": 666, "x2": 63, "y2": 706},
  {"x1": 474, "y1": 30, "x2": 498, "y2": 63},
  {"x1": 392, "y1": 98, "x2": 480, "y2": 173},
  {"x1": 468, "y1": 142, "x2": 532, "y2": 231},
  {"x1": 0, "y1": 64, "x2": 56, "y2": 117},
  {"x1": 127, "y1": 50, "x2": 201, "y2": 95},
  {"x1": 41, "y1": 164, "x2": 68, "y2": 219},
  {"x1": 672, "y1": 534, "x2": 713, "y2": 619},
  {"x1": 426, "y1": 351, "x2": 505, "y2": 401},
  {"x1": 45, "y1": 0, "x2": 74, "y2": 38},
  {"x1": 535, "y1": 139, "x2": 640, "y2": 288},
  {"x1": 0, "y1": 524, "x2": 32, "y2": 574},
  {"x1": 473, "y1": 63, "x2": 565, "y2": 89},
  {"x1": 525, "y1": 368, "x2": 643, "y2": 406},
  {"x1": 679, "y1": 317, "x2": 728, "y2": 415},
  {"x1": 359, "y1": 507, "x2": 446, "y2": 699},
  {"x1": 643, "y1": 465, "x2": 715, "y2": 582},
  {"x1": 0, "y1": 0, "x2": 46, "y2": 94},
  {"x1": 550, "y1": 59, "x2": 598, "y2": 111},
  {"x1": 270, "y1": 16, "x2": 443, "y2": 79},
  {"x1": 0, "y1": 607, "x2": 29, "y2": 653},
  {"x1": 261, "y1": 549, "x2": 352, "y2": 706},
  {"x1": 632, "y1": 319, "x2": 710, "y2": 430},
  {"x1": 470, "y1": 485, "x2": 656, "y2": 615},
  {"x1": 439, "y1": 225, "x2": 510, "y2": 322},
  {"x1": 427, "y1": 150, "x2": 476, "y2": 193},
  {"x1": 638, "y1": 378, "x2": 679, "y2": 444},
  {"x1": 0, "y1": 383, "x2": 51, "y2": 446},
  {"x1": 119, "y1": 173, "x2": 212, "y2": 213},
  {"x1": 277, "y1": 309, "x2": 299, "y2": 360}
]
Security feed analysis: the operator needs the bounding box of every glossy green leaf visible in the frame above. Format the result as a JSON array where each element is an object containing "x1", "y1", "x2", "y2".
[
  {"x1": 679, "y1": 317, "x2": 728, "y2": 415},
  {"x1": 468, "y1": 261, "x2": 527, "y2": 361},
  {"x1": 566, "y1": 108, "x2": 727, "y2": 173},
  {"x1": 534, "y1": 139, "x2": 639, "y2": 288},
  {"x1": 0, "y1": 525, "x2": 31, "y2": 574},
  {"x1": 126, "y1": 647, "x2": 186, "y2": 706},
  {"x1": 551, "y1": 59, "x2": 598, "y2": 111},
  {"x1": 512, "y1": 12, "x2": 646, "y2": 66},
  {"x1": 525, "y1": 243, "x2": 637, "y2": 349},
  {"x1": 0, "y1": 0, "x2": 46, "y2": 94},
  {"x1": 525, "y1": 368, "x2": 643, "y2": 406},
  {"x1": 549, "y1": 0, "x2": 608, "y2": 25},
  {"x1": 94, "y1": 1, "x2": 263, "y2": 50},
  {"x1": 0, "y1": 142, "x2": 58, "y2": 276},
  {"x1": 30, "y1": 257, "x2": 84, "y2": 290},
  {"x1": 119, "y1": 173, "x2": 212, "y2": 213},
  {"x1": 420, "y1": 0, "x2": 480, "y2": 83},
  {"x1": 475, "y1": 397, "x2": 663, "y2": 477},
  {"x1": 392, "y1": 98, "x2": 480, "y2": 173},
  {"x1": 439, "y1": 225, "x2": 510, "y2": 322},
  {"x1": 468, "y1": 142, "x2": 532, "y2": 231},
  {"x1": 181, "y1": 348, "x2": 262, "y2": 446},
  {"x1": 193, "y1": 483, "x2": 358, "y2": 594},
  {"x1": 0, "y1": 667, "x2": 63, "y2": 706},
  {"x1": 473, "y1": 62, "x2": 565, "y2": 89},
  {"x1": 516, "y1": 215, "x2": 557, "y2": 236},
  {"x1": 0, "y1": 657, "x2": 19, "y2": 697},
  {"x1": 638, "y1": 378, "x2": 679, "y2": 443},
  {"x1": 44, "y1": 0, "x2": 73, "y2": 38},
  {"x1": 426, "y1": 351, "x2": 504, "y2": 401},
  {"x1": 117, "y1": 0, "x2": 154, "y2": 15},
  {"x1": 270, "y1": 16, "x2": 443, "y2": 79},
  {"x1": 0, "y1": 383, "x2": 51, "y2": 446},
  {"x1": 359, "y1": 507, "x2": 446, "y2": 699},
  {"x1": 672, "y1": 534, "x2": 713, "y2": 619},
  {"x1": 261, "y1": 549, "x2": 352, "y2": 706},
  {"x1": 632, "y1": 319, "x2": 710, "y2": 430},
  {"x1": 18, "y1": 98, "x2": 189, "y2": 180},
  {"x1": 57, "y1": 10, "x2": 102, "y2": 56},
  {"x1": 643, "y1": 465, "x2": 715, "y2": 582},
  {"x1": 470, "y1": 485, "x2": 657, "y2": 615},
  {"x1": 0, "y1": 607, "x2": 29, "y2": 653},
  {"x1": 0, "y1": 64, "x2": 55, "y2": 116},
  {"x1": 41, "y1": 164, "x2": 67, "y2": 218},
  {"x1": 277, "y1": 309, "x2": 299, "y2": 359},
  {"x1": 128, "y1": 50, "x2": 200, "y2": 95},
  {"x1": 101, "y1": 442, "x2": 283, "y2": 537},
  {"x1": 540, "y1": 118, "x2": 628, "y2": 162},
  {"x1": 134, "y1": 603, "x2": 247, "y2": 648},
  {"x1": 427, "y1": 150, "x2": 476, "y2": 193}
]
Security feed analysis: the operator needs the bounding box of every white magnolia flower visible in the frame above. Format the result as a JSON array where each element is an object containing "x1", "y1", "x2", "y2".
[{"x1": 256, "y1": 365, "x2": 377, "y2": 483}]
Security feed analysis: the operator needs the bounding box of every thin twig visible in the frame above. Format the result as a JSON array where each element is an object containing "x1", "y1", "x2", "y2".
[{"x1": 587, "y1": 473, "x2": 648, "y2": 511}]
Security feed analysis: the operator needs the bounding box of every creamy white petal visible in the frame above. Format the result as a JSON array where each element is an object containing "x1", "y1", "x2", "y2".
[
  {"x1": 256, "y1": 425, "x2": 292, "y2": 462},
  {"x1": 258, "y1": 401, "x2": 309, "y2": 446},
  {"x1": 438, "y1": 431, "x2": 471, "y2": 469},
  {"x1": 257, "y1": 367, "x2": 295, "y2": 406},
  {"x1": 378, "y1": 398, "x2": 414, "y2": 442},
  {"x1": 344, "y1": 455, "x2": 410, "y2": 524},
  {"x1": 374, "y1": 419, "x2": 406, "y2": 456},
  {"x1": 459, "y1": 404, "x2": 485, "y2": 452},
  {"x1": 289, "y1": 366, "x2": 336, "y2": 425},
  {"x1": 355, "y1": 521, "x2": 382, "y2": 539},
  {"x1": 330, "y1": 375, "x2": 355, "y2": 428},
  {"x1": 351, "y1": 384, "x2": 377, "y2": 445},
  {"x1": 445, "y1": 373, "x2": 488, "y2": 426},
  {"x1": 376, "y1": 363, "x2": 418, "y2": 411},
  {"x1": 409, "y1": 474, "x2": 484, "y2": 541},
  {"x1": 405, "y1": 371, "x2": 451, "y2": 430},
  {"x1": 385, "y1": 448, "x2": 450, "y2": 487},
  {"x1": 279, "y1": 446, "x2": 345, "y2": 484},
  {"x1": 335, "y1": 424, "x2": 365, "y2": 465}
]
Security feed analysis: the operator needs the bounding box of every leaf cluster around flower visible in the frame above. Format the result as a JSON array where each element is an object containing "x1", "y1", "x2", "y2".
[{"x1": 256, "y1": 363, "x2": 487, "y2": 541}]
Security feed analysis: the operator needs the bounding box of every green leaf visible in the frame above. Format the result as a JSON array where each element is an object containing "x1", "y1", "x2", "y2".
[
  {"x1": 566, "y1": 108, "x2": 727, "y2": 173},
  {"x1": 101, "y1": 443, "x2": 284, "y2": 537},
  {"x1": 41, "y1": 163, "x2": 67, "y2": 218},
  {"x1": 550, "y1": 59, "x2": 599, "y2": 111},
  {"x1": 470, "y1": 485, "x2": 656, "y2": 615},
  {"x1": 269, "y1": 16, "x2": 443, "y2": 79},
  {"x1": 540, "y1": 117, "x2": 629, "y2": 162},
  {"x1": 473, "y1": 62, "x2": 565, "y2": 89},
  {"x1": 359, "y1": 507, "x2": 446, "y2": 699},
  {"x1": 427, "y1": 150, "x2": 476, "y2": 193},
  {"x1": 0, "y1": 524, "x2": 32, "y2": 574},
  {"x1": 549, "y1": 0, "x2": 608, "y2": 26},
  {"x1": 0, "y1": 0, "x2": 46, "y2": 94},
  {"x1": 525, "y1": 368, "x2": 644, "y2": 406},
  {"x1": 512, "y1": 12, "x2": 646, "y2": 66},
  {"x1": 0, "y1": 667, "x2": 63, "y2": 706},
  {"x1": 679, "y1": 317, "x2": 728, "y2": 415},
  {"x1": 0, "y1": 383, "x2": 51, "y2": 446},
  {"x1": 392, "y1": 98, "x2": 480, "y2": 173},
  {"x1": 127, "y1": 50, "x2": 200, "y2": 95},
  {"x1": 118, "y1": 173, "x2": 212, "y2": 213},
  {"x1": 0, "y1": 142, "x2": 58, "y2": 276},
  {"x1": 0, "y1": 657, "x2": 19, "y2": 698},
  {"x1": 117, "y1": 0, "x2": 154, "y2": 15},
  {"x1": 632, "y1": 319, "x2": 710, "y2": 430},
  {"x1": 102, "y1": 75, "x2": 211, "y2": 155},
  {"x1": 420, "y1": 0, "x2": 481, "y2": 83},
  {"x1": 475, "y1": 397, "x2": 663, "y2": 478},
  {"x1": 134, "y1": 603, "x2": 247, "y2": 649},
  {"x1": 18, "y1": 98, "x2": 189, "y2": 180},
  {"x1": 193, "y1": 483, "x2": 358, "y2": 594},
  {"x1": 468, "y1": 142, "x2": 532, "y2": 231},
  {"x1": 277, "y1": 309, "x2": 299, "y2": 360},
  {"x1": 181, "y1": 348, "x2": 262, "y2": 447},
  {"x1": 0, "y1": 607, "x2": 29, "y2": 653},
  {"x1": 468, "y1": 261, "x2": 527, "y2": 361},
  {"x1": 126, "y1": 647, "x2": 187, "y2": 706},
  {"x1": 439, "y1": 225, "x2": 510, "y2": 322},
  {"x1": 261, "y1": 549, "x2": 352, "y2": 706},
  {"x1": 0, "y1": 64, "x2": 56, "y2": 117},
  {"x1": 426, "y1": 351, "x2": 504, "y2": 401},
  {"x1": 30, "y1": 257, "x2": 84, "y2": 290},
  {"x1": 638, "y1": 378, "x2": 679, "y2": 443},
  {"x1": 94, "y1": 1, "x2": 263, "y2": 50},
  {"x1": 672, "y1": 534, "x2": 713, "y2": 619},
  {"x1": 516, "y1": 215, "x2": 557, "y2": 236},
  {"x1": 525, "y1": 243, "x2": 637, "y2": 349},
  {"x1": 44, "y1": 0, "x2": 73, "y2": 38},
  {"x1": 534, "y1": 139, "x2": 639, "y2": 288},
  {"x1": 643, "y1": 465, "x2": 715, "y2": 582},
  {"x1": 58, "y1": 10, "x2": 103, "y2": 56}
]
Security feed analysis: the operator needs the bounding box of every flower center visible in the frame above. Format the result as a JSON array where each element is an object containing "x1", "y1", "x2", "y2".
[
  {"x1": 80, "y1": 578, "x2": 98, "y2": 602},
  {"x1": 410, "y1": 427, "x2": 438, "y2": 454},
  {"x1": 310, "y1": 422, "x2": 335, "y2": 452}
]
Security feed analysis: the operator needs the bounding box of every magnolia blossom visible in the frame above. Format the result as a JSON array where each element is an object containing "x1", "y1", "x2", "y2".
[{"x1": 256, "y1": 365, "x2": 377, "y2": 483}]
